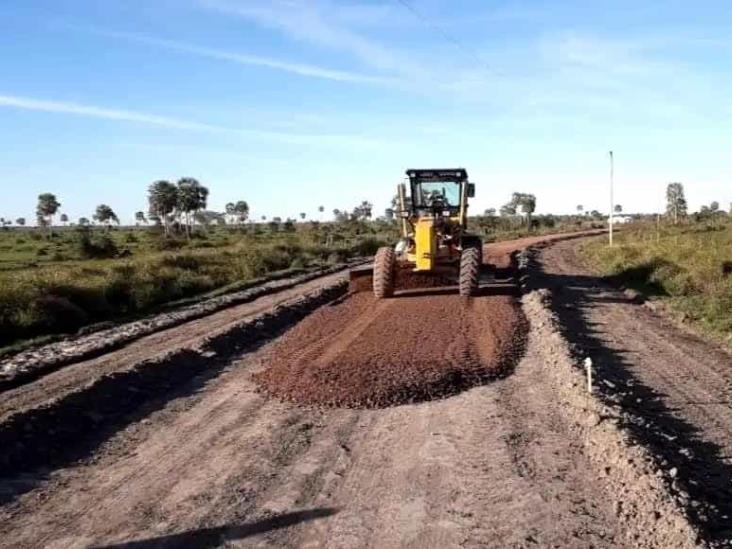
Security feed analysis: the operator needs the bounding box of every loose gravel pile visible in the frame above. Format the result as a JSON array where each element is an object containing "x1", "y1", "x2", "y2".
[{"x1": 255, "y1": 292, "x2": 527, "y2": 408}]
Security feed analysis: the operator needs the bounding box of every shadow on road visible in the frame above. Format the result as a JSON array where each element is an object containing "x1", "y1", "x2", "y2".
[
  {"x1": 95, "y1": 508, "x2": 338, "y2": 549},
  {"x1": 534, "y1": 253, "x2": 732, "y2": 544}
]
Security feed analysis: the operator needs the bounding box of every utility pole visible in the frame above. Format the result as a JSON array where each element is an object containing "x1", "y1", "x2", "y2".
[{"x1": 609, "y1": 150, "x2": 614, "y2": 247}]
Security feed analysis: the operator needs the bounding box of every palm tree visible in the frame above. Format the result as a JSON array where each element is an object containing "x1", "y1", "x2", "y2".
[
  {"x1": 225, "y1": 202, "x2": 236, "y2": 225},
  {"x1": 36, "y1": 193, "x2": 60, "y2": 235},
  {"x1": 60, "y1": 213, "x2": 69, "y2": 226},
  {"x1": 234, "y1": 201, "x2": 249, "y2": 226},
  {"x1": 176, "y1": 178, "x2": 209, "y2": 239},
  {"x1": 93, "y1": 204, "x2": 119, "y2": 229},
  {"x1": 148, "y1": 180, "x2": 178, "y2": 236},
  {"x1": 135, "y1": 211, "x2": 147, "y2": 225}
]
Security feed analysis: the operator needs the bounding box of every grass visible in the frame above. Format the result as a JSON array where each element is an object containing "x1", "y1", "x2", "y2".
[
  {"x1": 0, "y1": 222, "x2": 394, "y2": 348},
  {"x1": 581, "y1": 219, "x2": 732, "y2": 340},
  {"x1": 0, "y1": 214, "x2": 588, "y2": 351}
]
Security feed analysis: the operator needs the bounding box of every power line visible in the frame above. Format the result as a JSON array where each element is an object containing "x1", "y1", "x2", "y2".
[{"x1": 392, "y1": 0, "x2": 489, "y2": 70}]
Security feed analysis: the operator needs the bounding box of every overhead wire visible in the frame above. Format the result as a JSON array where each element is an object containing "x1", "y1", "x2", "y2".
[{"x1": 392, "y1": 0, "x2": 493, "y2": 71}]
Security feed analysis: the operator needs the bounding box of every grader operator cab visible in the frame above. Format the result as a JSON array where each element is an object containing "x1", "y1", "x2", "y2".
[{"x1": 372, "y1": 168, "x2": 483, "y2": 298}]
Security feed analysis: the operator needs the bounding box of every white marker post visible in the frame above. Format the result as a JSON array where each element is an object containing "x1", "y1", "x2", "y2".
[
  {"x1": 584, "y1": 357, "x2": 593, "y2": 394},
  {"x1": 609, "y1": 151, "x2": 614, "y2": 247}
]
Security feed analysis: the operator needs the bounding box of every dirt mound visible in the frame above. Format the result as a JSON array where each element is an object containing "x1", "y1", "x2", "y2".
[{"x1": 255, "y1": 292, "x2": 527, "y2": 408}]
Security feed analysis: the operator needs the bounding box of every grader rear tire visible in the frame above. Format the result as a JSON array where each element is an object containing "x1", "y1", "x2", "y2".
[
  {"x1": 373, "y1": 247, "x2": 396, "y2": 298},
  {"x1": 459, "y1": 247, "x2": 480, "y2": 297}
]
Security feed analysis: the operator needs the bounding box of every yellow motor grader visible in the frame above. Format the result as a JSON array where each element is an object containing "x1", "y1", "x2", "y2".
[{"x1": 369, "y1": 168, "x2": 483, "y2": 298}]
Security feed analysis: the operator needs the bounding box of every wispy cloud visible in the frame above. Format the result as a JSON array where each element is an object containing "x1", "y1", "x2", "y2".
[
  {"x1": 0, "y1": 94, "x2": 225, "y2": 131},
  {"x1": 199, "y1": 0, "x2": 426, "y2": 78},
  {"x1": 0, "y1": 94, "x2": 391, "y2": 148},
  {"x1": 74, "y1": 26, "x2": 393, "y2": 85}
]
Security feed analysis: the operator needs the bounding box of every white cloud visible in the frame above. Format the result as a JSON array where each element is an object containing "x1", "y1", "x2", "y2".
[
  {"x1": 0, "y1": 94, "x2": 225, "y2": 131},
  {"x1": 198, "y1": 0, "x2": 427, "y2": 78},
  {"x1": 0, "y1": 94, "x2": 392, "y2": 148},
  {"x1": 76, "y1": 27, "x2": 393, "y2": 85}
]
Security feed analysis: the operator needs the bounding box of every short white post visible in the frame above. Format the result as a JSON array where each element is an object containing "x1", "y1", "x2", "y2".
[{"x1": 584, "y1": 357, "x2": 593, "y2": 394}]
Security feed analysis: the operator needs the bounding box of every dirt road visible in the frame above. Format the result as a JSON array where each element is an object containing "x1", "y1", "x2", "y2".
[
  {"x1": 0, "y1": 232, "x2": 712, "y2": 548},
  {"x1": 537, "y1": 238, "x2": 732, "y2": 545}
]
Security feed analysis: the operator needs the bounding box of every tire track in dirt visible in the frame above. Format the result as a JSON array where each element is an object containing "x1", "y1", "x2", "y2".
[{"x1": 539, "y1": 238, "x2": 732, "y2": 545}]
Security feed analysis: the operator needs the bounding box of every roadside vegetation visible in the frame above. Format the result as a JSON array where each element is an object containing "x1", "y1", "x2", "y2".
[
  {"x1": 583, "y1": 182, "x2": 732, "y2": 341},
  {"x1": 1, "y1": 180, "x2": 600, "y2": 351}
]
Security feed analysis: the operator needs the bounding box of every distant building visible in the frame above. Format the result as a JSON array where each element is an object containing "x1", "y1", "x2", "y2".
[{"x1": 608, "y1": 215, "x2": 632, "y2": 224}]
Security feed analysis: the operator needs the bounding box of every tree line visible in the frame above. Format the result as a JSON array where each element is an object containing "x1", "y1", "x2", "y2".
[{"x1": 5, "y1": 178, "x2": 376, "y2": 238}]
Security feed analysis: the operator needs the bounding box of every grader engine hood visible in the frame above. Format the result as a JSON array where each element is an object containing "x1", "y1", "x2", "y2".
[{"x1": 414, "y1": 218, "x2": 437, "y2": 271}]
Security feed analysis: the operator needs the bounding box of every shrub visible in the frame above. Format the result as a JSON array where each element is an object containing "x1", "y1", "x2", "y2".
[
  {"x1": 31, "y1": 295, "x2": 89, "y2": 332},
  {"x1": 74, "y1": 227, "x2": 119, "y2": 259}
]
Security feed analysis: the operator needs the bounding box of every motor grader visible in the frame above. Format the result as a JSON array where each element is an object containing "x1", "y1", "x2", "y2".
[{"x1": 370, "y1": 168, "x2": 483, "y2": 298}]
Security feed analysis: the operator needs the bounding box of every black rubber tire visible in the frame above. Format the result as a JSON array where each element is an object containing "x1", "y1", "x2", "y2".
[
  {"x1": 373, "y1": 247, "x2": 396, "y2": 298},
  {"x1": 459, "y1": 247, "x2": 480, "y2": 297},
  {"x1": 462, "y1": 237, "x2": 483, "y2": 266}
]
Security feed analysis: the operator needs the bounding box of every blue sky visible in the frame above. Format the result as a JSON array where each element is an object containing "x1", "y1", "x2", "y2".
[{"x1": 1, "y1": 0, "x2": 731, "y2": 223}]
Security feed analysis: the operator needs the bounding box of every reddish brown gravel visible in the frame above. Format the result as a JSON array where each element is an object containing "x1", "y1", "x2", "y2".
[
  {"x1": 255, "y1": 284, "x2": 527, "y2": 408},
  {"x1": 255, "y1": 233, "x2": 602, "y2": 409}
]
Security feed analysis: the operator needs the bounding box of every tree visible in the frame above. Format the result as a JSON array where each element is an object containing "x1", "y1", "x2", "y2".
[
  {"x1": 176, "y1": 178, "x2": 209, "y2": 238},
  {"x1": 94, "y1": 204, "x2": 119, "y2": 228},
  {"x1": 260, "y1": 215, "x2": 267, "y2": 221},
  {"x1": 384, "y1": 208, "x2": 395, "y2": 220},
  {"x1": 484, "y1": 208, "x2": 496, "y2": 217},
  {"x1": 135, "y1": 211, "x2": 147, "y2": 225},
  {"x1": 710, "y1": 201, "x2": 720, "y2": 213},
  {"x1": 234, "y1": 201, "x2": 249, "y2": 226},
  {"x1": 576, "y1": 205, "x2": 584, "y2": 215},
  {"x1": 225, "y1": 202, "x2": 236, "y2": 225},
  {"x1": 666, "y1": 182, "x2": 687, "y2": 224},
  {"x1": 499, "y1": 202, "x2": 516, "y2": 217},
  {"x1": 318, "y1": 205, "x2": 325, "y2": 216},
  {"x1": 78, "y1": 217, "x2": 90, "y2": 226},
  {"x1": 333, "y1": 208, "x2": 341, "y2": 220},
  {"x1": 36, "y1": 193, "x2": 61, "y2": 234},
  {"x1": 16, "y1": 217, "x2": 25, "y2": 226},
  {"x1": 614, "y1": 204, "x2": 623, "y2": 214},
  {"x1": 299, "y1": 212, "x2": 306, "y2": 221},
  {"x1": 60, "y1": 213, "x2": 69, "y2": 226},
  {"x1": 352, "y1": 201, "x2": 373, "y2": 220},
  {"x1": 512, "y1": 192, "x2": 536, "y2": 228},
  {"x1": 148, "y1": 180, "x2": 178, "y2": 236}
]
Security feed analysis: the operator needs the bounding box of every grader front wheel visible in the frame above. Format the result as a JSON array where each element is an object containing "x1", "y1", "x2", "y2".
[
  {"x1": 373, "y1": 247, "x2": 396, "y2": 298},
  {"x1": 459, "y1": 247, "x2": 480, "y2": 297}
]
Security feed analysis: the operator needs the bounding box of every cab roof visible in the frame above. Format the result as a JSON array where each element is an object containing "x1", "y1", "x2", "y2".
[{"x1": 406, "y1": 168, "x2": 468, "y2": 182}]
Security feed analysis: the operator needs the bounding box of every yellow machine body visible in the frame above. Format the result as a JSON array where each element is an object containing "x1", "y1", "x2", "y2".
[
  {"x1": 413, "y1": 218, "x2": 436, "y2": 271},
  {"x1": 352, "y1": 168, "x2": 481, "y2": 296}
]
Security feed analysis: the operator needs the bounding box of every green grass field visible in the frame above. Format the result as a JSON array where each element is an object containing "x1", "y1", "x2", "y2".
[
  {"x1": 0, "y1": 215, "x2": 595, "y2": 352},
  {"x1": 581, "y1": 220, "x2": 732, "y2": 341},
  {"x1": 0, "y1": 221, "x2": 397, "y2": 350}
]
